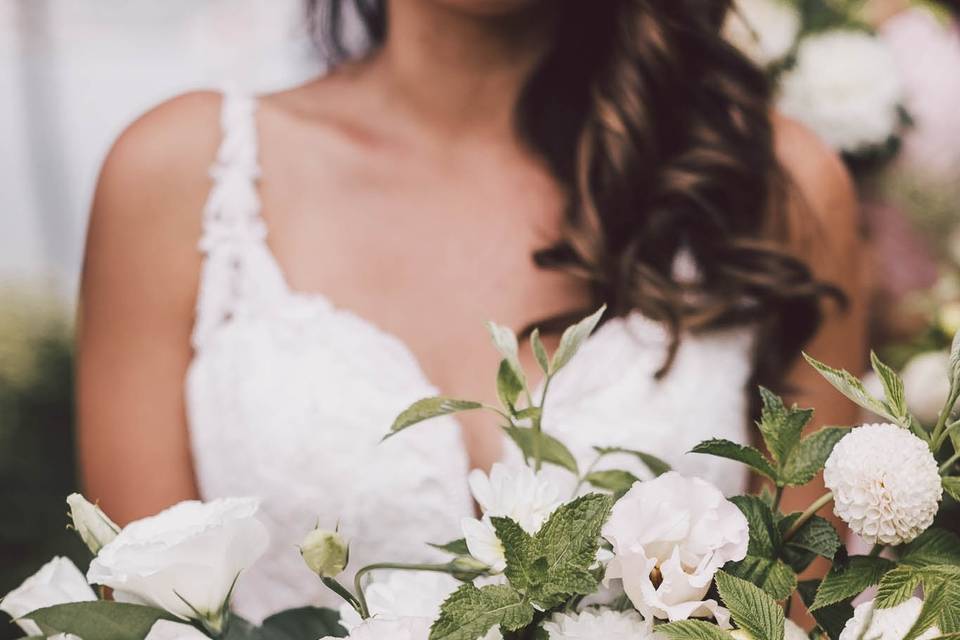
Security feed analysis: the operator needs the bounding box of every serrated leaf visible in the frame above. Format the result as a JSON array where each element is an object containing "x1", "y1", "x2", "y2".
[
  {"x1": 430, "y1": 584, "x2": 534, "y2": 640},
  {"x1": 731, "y1": 495, "x2": 780, "y2": 558},
  {"x1": 725, "y1": 555, "x2": 798, "y2": 601},
  {"x1": 491, "y1": 517, "x2": 536, "y2": 591},
  {"x1": 874, "y1": 565, "x2": 923, "y2": 608},
  {"x1": 803, "y1": 353, "x2": 906, "y2": 427},
  {"x1": 780, "y1": 514, "x2": 842, "y2": 573},
  {"x1": 592, "y1": 446, "x2": 671, "y2": 477},
  {"x1": 904, "y1": 581, "x2": 952, "y2": 640},
  {"x1": 714, "y1": 571, "x2": 785, "y2": 640},
  {"x1": 496, "y1": 359, "x2": 524, "y2": 413},
  {"x1": 811, "y1": 556, "x2": 895, "y2": 611},
  {"x1": 504, "y1": 426, "x2": 579, "y2": 474},
  {"x1": 797, "y1": 579, "x2": 854, "y2": 640},
  {"x1": 658, "y1": 620, "x2": 734, "y2": 640},
  {"x1": 943, "y1": 477, "x2": 960, "y2": 503},
  {"x1": 387, "y1": 397, "x2": 483, "y2": 437},
  {"x1": 428, "y1": 538, "x2": 470, "y2": 556},
  {"x1": 584, "y1": 470, "x2": 640, "y2": 497},
  {"x1": 689, "y1": 439, "x2": 777, "y2": 481},
  {"x1": 27, "y1": 602, "x2": 178, "y2": 640},
  {"x1": 550, "y1": 306, "x2": 605, "y2": 373},
  {"x1": 531, "y1": 329, "x2": 549, "y2": 374},
  {"x1": 778, "y1": 427, "x2": 849, "y2": 486},
  {"x1": 900, "y1": 528, "x2": 960, "y2": 568},
  {"x1": 871, "y1": 351, "x2": 908, "y2": 420},
  {"x1": 756, "y1": 387, "x2": 813, "y2": 466}
]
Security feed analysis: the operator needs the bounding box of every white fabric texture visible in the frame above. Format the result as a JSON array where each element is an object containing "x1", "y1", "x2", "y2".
[{"x1": 185, "y1": 92, "x2": 756, "y2": 622}]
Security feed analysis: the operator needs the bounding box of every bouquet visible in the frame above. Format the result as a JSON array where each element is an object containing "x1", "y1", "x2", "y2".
[{"x1": 4, "y1": 308, "x2": 960, "y2": 640}]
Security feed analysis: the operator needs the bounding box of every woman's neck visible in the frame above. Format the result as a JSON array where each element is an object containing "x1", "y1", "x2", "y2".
[{"x1": 368, "y1": 0, "x2": 559, "y2": 137}]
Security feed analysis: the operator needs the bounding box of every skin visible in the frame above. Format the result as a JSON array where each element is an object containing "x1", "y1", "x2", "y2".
[{"x1": 78, "y1": 1, "x2": 864, "y2": 619}]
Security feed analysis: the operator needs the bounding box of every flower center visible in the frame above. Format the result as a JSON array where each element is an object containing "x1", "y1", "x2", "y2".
[{"x1": 649, "y1": 565, "x2": 664, "y2": 588}]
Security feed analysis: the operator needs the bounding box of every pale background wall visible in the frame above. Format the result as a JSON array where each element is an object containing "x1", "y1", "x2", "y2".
[{"x1": 0, "y1": 0, "x2": 327, "y2": 300}]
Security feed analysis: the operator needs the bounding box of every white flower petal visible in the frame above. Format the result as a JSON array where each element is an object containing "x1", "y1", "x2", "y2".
[{"x1": 0, "y1": 556, "x2": 96, "y2": 636}]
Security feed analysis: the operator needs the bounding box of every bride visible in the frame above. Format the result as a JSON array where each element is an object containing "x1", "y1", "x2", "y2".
[{"x1": 77, "y1": 0, "x2": 864, "y2": 622}]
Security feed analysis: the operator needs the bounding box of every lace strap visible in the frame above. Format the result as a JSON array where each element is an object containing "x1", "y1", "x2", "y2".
[{"x1": 192, "y1": 91, "x2": 268, "y2": 350}]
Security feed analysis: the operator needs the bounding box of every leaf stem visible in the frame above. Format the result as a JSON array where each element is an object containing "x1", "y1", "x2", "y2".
[
  {"x1": 869, "y1": 543, "x2": 885, "y2": 558},
  {"x1": 773, "y1": 485, "x2": 785, "y2": 512},
  {"x1": 353, "y1": 562, "x2": 460, "y2": 618},
  {"x1": 931, "y1": 380, "x2": 960, "y2": 449},
  {"x1": 933, "y1": 418, "x2": 960, "y2": 452},
  {"x1": 571, "y1": 454, "x2": 603, "y2": 499},
  {"x1": 940, "y1": 451, "x2": 960, "y2": 475},
  {"x1": 532, "y1": 375, "x2": 553, "y2": 472},
  {"x1": 783, "y1": 491, "x2": 834, "y2": 541},
  {"x1": 321, "y1": 577, "x2": 362, "y2": 616}
]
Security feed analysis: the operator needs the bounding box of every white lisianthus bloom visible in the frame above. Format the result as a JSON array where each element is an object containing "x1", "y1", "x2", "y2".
[
  {"x1": 340, "y1": 571, "x2": 501, "y2": 640},
  {"x1": 0, "y1": 556, "x2": 96, "y2": 636},
  {"x1": 824, "y1": 424, "x2": 942, "y2": 545},
  {"x1": 839, "y1": 597, "x2": 940, "y2": 640},
  {"x1": 723, "y1": 0, "x2": 801, "y2": 67},
  {"x1": 322, "y1": 616, "x2": 432, "y2": 640},
  {"x1": 602, "y1": 472, "x2": 748, "y2": 625},
  {"x1": 87, "y1": 498, "x2": 269, "y2": 624},
  {"x1": 543, "y1": 609, "x2": 658, "y2": 639},
  {"x1": 731, "y1": 619, "x2": 807, "y2": 640},
  {"x1": 901, "y1": 351, "x2": 951, "y2": 425},
  {"x1": 461, "y1": 464, "x2": 563, "y2": 572},
  {"x1": 66, "y1": 493, "x2": 120, "y2": 555},
  {"x1": 145, "y1": 620, "x2": 212, "y2": 639},
  {"x1": 778, "y1": 29, "x2": 904, "y2": 153}
]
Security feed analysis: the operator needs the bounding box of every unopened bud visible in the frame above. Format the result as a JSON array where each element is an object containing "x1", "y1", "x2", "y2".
[
  {"x1": 448, "y1": 556, "x2": 490, "y2": 582},
  {"x1": 300, "y1": 528, "x2": 349, "y2": 578},
  {"x1": 66, "y1": 493, "x2": 120, "y2": 555}
]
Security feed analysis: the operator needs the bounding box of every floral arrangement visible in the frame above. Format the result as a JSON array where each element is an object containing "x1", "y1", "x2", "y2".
[
  {"x1": 4, "y1": 308, "x2": 960, "y2": 640},
  {"x1": 724, "y1": 0, "x2": 910, "y2": 160}
]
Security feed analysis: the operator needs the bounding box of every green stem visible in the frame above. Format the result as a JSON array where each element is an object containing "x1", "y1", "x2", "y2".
[
  {"x1": 481, "y1": 403, "x2": 514, "y2": 425},
  {"x1": 321, "y1": 577, "x2": 362, "y2": 615},
  {"x1": 869, "y1": 543, "x2": 885, "y2": 558},
  {"x1": 783, "y1": 492, "x2": 834, "y2": 542},
  {"x1": 940, "y1": 451, "x2": 960, "y2": 475},
  {"x1": 571, "y1": 454, "x2": 604, "y2": 499},
  {"x1": 353, "y1": 562, "x2": 458, "y2": 619},
  {"x1": 934, "y1": 419, "x2": 960, "y2": 452},
  {"x1": 532, "y1": 375, "x2": 553, "y2": 472},
  {"x1": 773, "y1": 485, "x2": 785, "y2": 512},
  {"x1": 931, "y1": 381, "x2": 960, "y2": 449}
]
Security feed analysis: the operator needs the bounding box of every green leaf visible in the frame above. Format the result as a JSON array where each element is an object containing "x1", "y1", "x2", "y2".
[
  {"x1": 780, "y1": 514, "x2": 842, "y2": 573},
  {"x1": 584, "y1": 470, "x2": 640, "y2": 497},
  {"x1": 429, "y1": 538, "x2": 470, "y2": 556},
  {"x1": 756, "y1": 387, "x2": 813, "y2": 466},
  {"x1": 496, "y1": 359, "x2": 524, "y2": 413},
  {"x1": 504, "y1": 426, "x2": 579, "y2": 474},
  {"x1": 387, "y1": 397, "x2": 483, "y2": 437},
  {"x1": 487, "y1": 321, "x2": 525, "y2": 383},
  {"x1": 714, "y1": 571, "x2": 785, "y2": 640},
  {"x1": 257, "y1": 607, "x2": 347, "y2": 639},
  {"x1": 797, "y1": 579, "x2": 853, "y2": 640},
  {"x1": 871, "y1": 351, "x2": 908, "y2": 421},
  {"x1": 429, "y1": 584, "x2": 534, "y2": 640},
  {"x1": 689, "y1": 439, "x2": 777, "y2": 481},
  {"x1": 531, "y1": 329, "x2": 550, "y2": 375},
  {"x1": 731, "y1": 495, "x2": 781, "y2": 558},
  {"x1": 724, "y1": 555, "x2": 797, "y2": 601},
  {"x1": 658, "y1": 620, "x2": 734, "y2": 640},
  {"x1": 27, "y1": 602, "x2": 179, "y2": 640},
  {"x1": 491, "y1": 517, "x2": 536, "y2": 591},
  {"x1": 874, "y1": 565, "x2": 924, "y2": 608},
  {"x1": 778, "y1": 427, "x2": 849, "y2": 486},
  {"x1": 550, "y1": 306, "x2": 605, "y2": 373},
  {"x1": 903, "y1": 581, "x2": 953, "y2": 640},
  {"x1": 811, "y1": 556, "x2": 895, "y2": 611},
  {"x1": 592, "y1": 446, "x2": 671, "y2": 477},
  {"x1": 900, "y1": 528, "x2": 960, "y2": 568},
  {"x1": 803, "y1": 353, "x2": 906, "y2": 427},
  {"x1": 949, "y1": 329, "x2": 960, "y2": 386},
  {"x1": 943, "y1": 477, "x2": 960, "y2": 503}
]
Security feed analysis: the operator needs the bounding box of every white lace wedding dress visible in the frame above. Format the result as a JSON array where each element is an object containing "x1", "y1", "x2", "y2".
[{"x1": 185, "y1": 92, "x2": 757, "y2": 622}]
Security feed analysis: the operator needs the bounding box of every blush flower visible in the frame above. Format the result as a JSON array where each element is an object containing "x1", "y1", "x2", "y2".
[{"x1": 601, "y1": 472, "x2": 748, "y2": 624}]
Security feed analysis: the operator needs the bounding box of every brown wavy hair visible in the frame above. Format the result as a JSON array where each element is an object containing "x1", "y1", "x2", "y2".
[{"x1": 307, "y1": 0, "x2": 842, "y2": 388}]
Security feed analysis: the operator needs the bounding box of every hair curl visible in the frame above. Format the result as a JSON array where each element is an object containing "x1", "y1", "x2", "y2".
[{"x1": 307, "y1": 0, "x2": 843, "y2": 388}]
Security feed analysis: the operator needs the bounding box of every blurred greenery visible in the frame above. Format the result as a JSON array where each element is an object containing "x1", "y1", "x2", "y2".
[{"x1": 0, "y1": 288, "x2": 87, "y2": 639}]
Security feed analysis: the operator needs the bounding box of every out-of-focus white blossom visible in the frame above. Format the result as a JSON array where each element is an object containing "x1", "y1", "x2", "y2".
[
  {"x1": 543, "y1": 609, "x2": 658, "y2": 639},
  {"x1": 322, "y1": 616, "x2": 433, "y2": 640},
  {"x1": 724, "y1": 0, "x2": 801, "y2": 67},
  {"x1": 900, "y1": 351, "x2": 951, "y2": 425}
]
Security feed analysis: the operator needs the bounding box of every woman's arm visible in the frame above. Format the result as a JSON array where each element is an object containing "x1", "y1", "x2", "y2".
[{"x1": 77, "y1": 92, "x2": 221, "y2": 524}]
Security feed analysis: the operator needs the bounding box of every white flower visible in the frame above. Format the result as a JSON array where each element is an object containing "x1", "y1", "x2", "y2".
[
  {"x1": 461, "y1": 464, "x2": 563, "y2": 572},
  {"x1": 66, "y1": 494, "x2": 120, "y2": 555},
  {"x1": 543, "y1": 609, "x2": 658, "y2": 639},
  {"x1": 87, "y1": 498, "x2": 269, "y2": 624},
  {"x1": 901, "y1": 351, "x2": 951, "y2": 425},
  {"x1": 839, "y1": 597, "x2": 940, "y2": 640},
  {"x1": 323, "y1": 616, "x2": 433, "y2": 640},
  {"x1": 145, "y1": 620, "x2": 212, "y2": 639},
  {"x1": 825, "y1": 424, "x2": 941, "y2": 545},
  {"x1": 731, "y1": 619, "x2": 807, "y2": 640},
  {"x1": 602, "y1": 472, "x2": 748, "y2": 624},
  {"x1": 724, "y1": 0, "x2": 801, "y2": 67},
  {"x1": 340, "y1": 571, "x2": 502, "y2": 640},
  {"x1": 777, "y1": 29, "x2": 904, "y2": 153},
  {"x1": 0, "y1": 556, "x2": 96, "y2": 636}
]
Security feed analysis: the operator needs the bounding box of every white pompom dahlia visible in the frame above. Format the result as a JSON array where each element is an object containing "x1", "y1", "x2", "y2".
[
  {"x1": 839, "y1": 597, "x2": 940, "y2": 640},
  {"x1": 723, "y1": 0, "x2": 801, "y2": 67},
  {"x1": 824, "y1": 424, "x2": 941, "y2": 545},
  {"x1": 542, "y1": 609, "x2": 657, "y2": 640}
]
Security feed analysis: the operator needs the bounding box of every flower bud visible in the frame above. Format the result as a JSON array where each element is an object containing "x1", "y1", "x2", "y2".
[
  {"x1": 66, "y1": 493, "x2": 120, "y2": 555},
  {"x1": 301, "y1": 528, "x2": 349, "y2": 578},
  {"x1": 447, "y1": 556, "x2": 490, "y2": 582}
]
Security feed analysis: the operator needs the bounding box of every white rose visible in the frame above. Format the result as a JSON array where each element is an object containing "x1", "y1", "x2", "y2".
[
  {"x1": 724, "y1": 0, "x2": 801, "y2": 67},
  {"x1": 824, "y1": 424, "x2": 942, "y2": 545},
  {"x1": 0, "y1": 556, "x2": 96, "y2": 636},
  {"x1": 145, "y1": 620, "x2": 212, "y2": 639},
  {"x1": 777, "y1": 29, "x2": 904, "y2": 153},
  {"x1": 839, "y1": 597, "x2": 940, "y2": 640},
  {"x1": 901, "y1": 351, "x2": 951, "y2": 425},
  {"x1": 602, "y1": 472, "x2": 748, "y2": 624},
  {"x1": 323, "y1": 616, "x2": 433, "y2": 640},
  {"x1": 543, "y1": 609, "x2": 658, "y2": 639},
  {"x1": 87, "y1": 498, "x2": 269, "y2": 626},
  {"x1": 66, "y1": 493, "x2": 120, "y2": 555},
  {"x1": 461, "y1": 464, "x2": 563, "y2": 572}
]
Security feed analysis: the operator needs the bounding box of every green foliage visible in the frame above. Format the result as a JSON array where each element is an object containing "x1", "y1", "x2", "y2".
[
  {"x1": 756, "y1": 387, "x2": 813, "y2": 466},
  {"x1": 726, "y1": 497, "x2": 798, "y2": 600},
  {"x1": 658, "y1": 620, "x2": 734, "y2": 640},
  {"x1": 486, "y1": 322, "x2": 526, "y2": 387},
  {"x1": 900, "y1": 528, "x2": 960, "y2": 568},
  {"x1": 429, "y1": 584, "x2": 533, "y2": 640},
  {"x1": 386, "y1": 398, "x2": 483, "y2": 437},
  {"x1": 797, "y1": 580, "x2": 854, "y2": 640},
  {"x1": 714, "y1": 571, "x2": 785, "y2": 640},
  {"x1": 549, "y1": 306, "x2": 605, "y2": 374},
  {"x1": 530, "y1": 329, "x2": 549, "y2": 375},
  {"x1": 428, "y1": 539, "x2": 470, "y2": 556},
  {"x1": 504, "y1": 426, "x2": 579, "y2": 474},
  {"x1": 583, "y1": 469, "x2": 640, "y2": 498},
  {"x1": 811, "y1": 556, "x2": 895, "y2": 611},
  {"x1": 26, "y1": 602, "x2": 178, "y2": 640},
  {"x1": 496, "y1": 360, "x2": 525, "y2": 413},
  {"x1": 874, "y1": 563, "x2": 960, "y2": 636},
  {"x1": 724, "y1": 556, "x2": 797, "y2": 602},
  {"x1": 778, "y1": 427, "x2": 849, "y2": 486},
  {"x1": 232, "y1": 608, "x2": 347, "y2": 640},
  {"x1": 871, "y1": 351, "x2": 909, "y2": 422},
  {"x1": 943, "y1": 477, "x2": 960, "y2": 503},
  {"x1": 591, "y1": 446, "x2": 671, "y2": 477},
  {"x1": 779, "y1": 514, "x2": 842, "y2": 573},
  {"x1": 690, "y1": 439, "x2": 777, "y2": 481}
]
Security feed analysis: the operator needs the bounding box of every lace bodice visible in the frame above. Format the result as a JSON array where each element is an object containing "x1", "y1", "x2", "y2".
[{"x1": 185, "y1": 92, "x2": 756, "y2": 623}]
